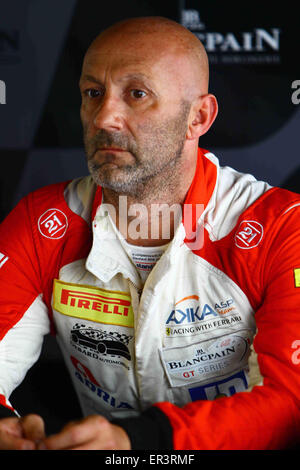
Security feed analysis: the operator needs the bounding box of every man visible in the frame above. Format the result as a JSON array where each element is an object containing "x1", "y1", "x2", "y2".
[{"x1": 0, "y1": 16, "x2": 299, "y2": 450}]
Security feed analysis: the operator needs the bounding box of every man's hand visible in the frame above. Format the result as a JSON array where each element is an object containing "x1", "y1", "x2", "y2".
[
  {"x1": 37, "y1": 415, "x2": 131, "y2": 450},
  {"x1": 0, "y1": 414, "x2": 45, "y2": 450}
]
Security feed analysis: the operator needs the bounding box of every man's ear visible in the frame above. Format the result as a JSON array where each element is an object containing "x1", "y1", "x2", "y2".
[{"x1": 186, "y1": 94, "x2": 218, "y2": 140}]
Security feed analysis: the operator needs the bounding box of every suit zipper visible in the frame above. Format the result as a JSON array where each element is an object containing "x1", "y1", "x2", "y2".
[{"x1": 128, "y1": 278, "x2": 143, "y2": 301}]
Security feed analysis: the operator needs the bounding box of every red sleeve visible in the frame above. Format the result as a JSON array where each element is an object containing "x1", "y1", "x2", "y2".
[
  {"x1": 155, "y1": 204, "x2": 300, "y2": 450},
  {"x1": 0, "y1": 195, "x2": 52, "y2": 414},
  {"x1": 0, "y1": 196, "x2": 43, "y2": 340},
  {"x1": 0, "y1": 182, "x2": 92, "y2": 414}
]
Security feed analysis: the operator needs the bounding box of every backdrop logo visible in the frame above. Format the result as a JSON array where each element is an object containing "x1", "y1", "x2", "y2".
[
  {"x1": 181, "y1": 9, "x2": 205, "y2": 30},
  {"x1": 181, "y1": 8, "x2": 281, "y2": 65}
]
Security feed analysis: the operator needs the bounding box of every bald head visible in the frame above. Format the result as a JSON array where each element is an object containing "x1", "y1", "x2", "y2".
[
  {"x1": 79, "y1": 16, "x2": 218, "y2": 202},
  {"x1": 84, "y1": 16, "x2": 209, "y2": 96}
]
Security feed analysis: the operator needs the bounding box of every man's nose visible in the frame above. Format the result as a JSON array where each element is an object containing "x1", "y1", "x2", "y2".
[{"x1": 93, "y1": 94, "x2": 125, "y2": 131}]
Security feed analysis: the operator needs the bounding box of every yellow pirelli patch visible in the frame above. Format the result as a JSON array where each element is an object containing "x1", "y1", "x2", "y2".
[
  {"x1": 294, "y1": 269, "x2": 300, "y2": 288},
  {"x1": 53, "y1": 279, "x2": 134, "y2": 327}
]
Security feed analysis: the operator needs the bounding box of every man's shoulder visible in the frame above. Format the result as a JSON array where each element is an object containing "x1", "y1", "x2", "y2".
[
  {"x1": 202, "y1": 150, "x2": 273, "y2": 209},
  {"x1": 27, "y1": 175, "x2": 92, "y2": 203},
  {"x1": 26, "y1": 179, "x2": 70, "y2": 208},
  {"x1": 254, "y1": 185, "x2": 300, "y2": 215},
  {"x1": 209, "y1": 152, "x2": 300, "y2": 215},
  {"x1": 24, "y1": 175, "x2": 97, "y2": 220},
  {"x1": 201, "y1": 150, "x2": 300, "y2": 240},
  {"x1": 1, "y1": 176, "x2": 97, "y2": 243},
  {"x1": 0, "y1": 176, "x2": 95, "y2": 256},
  {"x1": 233, "y1": 186, "x2": 300, "y2": 241}
]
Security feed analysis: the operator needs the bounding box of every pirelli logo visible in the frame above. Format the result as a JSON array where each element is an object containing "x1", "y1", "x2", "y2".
[{"x1": 53, "y1": 280, "x2": 134, "y2": 327}]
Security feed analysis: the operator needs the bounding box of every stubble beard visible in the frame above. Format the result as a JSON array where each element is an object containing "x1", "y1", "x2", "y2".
[{"x1": 84, "y1": 102, "x2": 191, "y2": 198}]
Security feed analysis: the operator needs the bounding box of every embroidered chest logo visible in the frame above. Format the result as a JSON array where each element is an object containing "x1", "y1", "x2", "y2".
[
  {"x1": 53, "y1": 280, "x2": 134, "y2": 327},
  {"x1": 38, "y1": 208, "x2": 68, "y2": 239},
  {"x1": 165, "y1": 295, "x2": 241, "y2": 337},
  {"x1": 161, "y1": 331, "x2": 252, "y2": 388},
  {"x1": 70, "y1": 355, "x2": 133, "y2": 410},
  {"x1": 234, "y1": 220, "x2": 263, "y2": 249},
  {"x1": 70, "y1": 323, "x2": 132, "y2": 362}
]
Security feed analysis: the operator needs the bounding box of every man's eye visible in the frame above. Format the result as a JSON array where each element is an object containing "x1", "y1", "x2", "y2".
[
  {"x1": 130, "y1": 89, "x2": 147, "y2": 99},
  {"x1": 85, "y1": 89, "x2": 101, "y2": 98}
]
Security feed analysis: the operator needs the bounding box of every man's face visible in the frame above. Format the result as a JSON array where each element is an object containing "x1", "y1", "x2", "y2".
[{"x1": 79, "y1": 33, "x2": 192, "y2": 195}]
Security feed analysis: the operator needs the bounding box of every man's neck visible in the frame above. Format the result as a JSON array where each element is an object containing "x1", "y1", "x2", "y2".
[{"x1": 102, "y1": 152, "x2": 198, "y2": 247}]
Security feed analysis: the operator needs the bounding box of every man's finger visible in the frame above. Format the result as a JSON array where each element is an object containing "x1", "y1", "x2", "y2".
[
  {"x1": 38, "y1": 415, "x2": 110, "y2": 450},
  {"x1": 63, "y1": 425, "x2": 130, "y2": 450},
  {"x1": 0, "y1": 426, "x2": 35, "y2": 450},
  {"x1": 20, "y1": 414, "x2": 45, "y2": 443}
]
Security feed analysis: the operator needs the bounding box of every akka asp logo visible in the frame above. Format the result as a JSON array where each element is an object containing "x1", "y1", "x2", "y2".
[
  {"x1": 38, "y1": 208, "x2": 68, "y2": 239},
  {"x1": 165, "y1": 296, "x2": 239, "y2": 336},
  {"x1": 166, "y1": 295, "x2": 235, "y2": 325},
  {"x1": 166, "y1": 295, "x2": 218, "y2": 325}
]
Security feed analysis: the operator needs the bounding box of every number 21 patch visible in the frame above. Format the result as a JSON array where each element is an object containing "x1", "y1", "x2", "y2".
[
  {"x1": 234, "y1": 220, "x2": 264, "y2": 249},
  {"x1": 38, "y1": 208, "x2": 68, "y2": 239}
]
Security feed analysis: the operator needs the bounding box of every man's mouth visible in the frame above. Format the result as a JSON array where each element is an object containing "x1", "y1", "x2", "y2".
[{"x1": 98, "y1": 147, "x2": 126, "y2": 152}]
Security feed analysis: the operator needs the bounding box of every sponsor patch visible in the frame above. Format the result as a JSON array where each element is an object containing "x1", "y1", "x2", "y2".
[
  {"x1": 70, "y1": 355, "x2": 133, "y2": 410},
  {"x1": 53, "y1": 280, "x2": 134, "y2": 327},
  {"x1": 160, "y1": 330, "x2": 252, "y2": 387},
  {"x1": 165, "y1": 295, "x2": 241, "y2": 337},
  {"x1": 294, "y1": 269, "x2": 300, "y2": 287},
  {"x1": 234, "y1": 220, "x2": 263, "y2": 249},
  {"x1": 38, "y1": 208, "x2": 68, "y2": 239},
  {"x1": 70, "y1": 323, "x2": 132, "y2": 368},
  {"x1": 188, "y1": 370, "x2": 248, "y2": 401}
]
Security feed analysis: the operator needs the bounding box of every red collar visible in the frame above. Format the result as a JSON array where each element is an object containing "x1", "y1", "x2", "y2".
[{"x1": 182, "y1": 148, "x2": 217, "y2": 243}]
